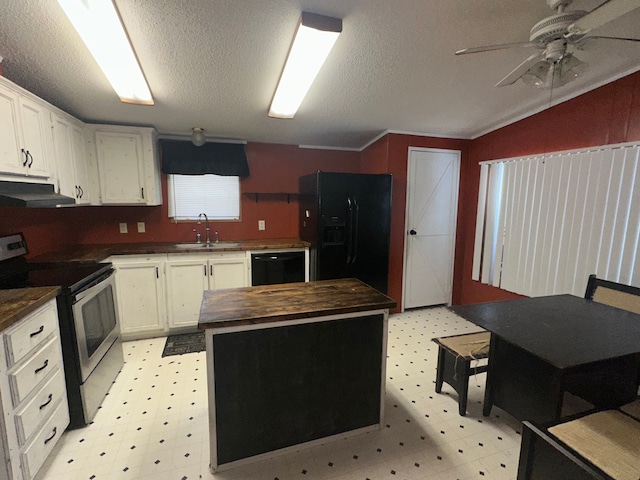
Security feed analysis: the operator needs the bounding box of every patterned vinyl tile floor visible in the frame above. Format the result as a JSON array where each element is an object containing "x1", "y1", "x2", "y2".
[{"x1": 36, "y1": 307, "x2": 522, "y2": 480}]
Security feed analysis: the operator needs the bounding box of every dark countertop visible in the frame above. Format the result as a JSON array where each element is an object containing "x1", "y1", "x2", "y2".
[
  {"x1": 0, "y1": 287, "x2": 60, "y2": 332},
  {"x1": 29, "y1": 238, "x2": 310, "y2": 263},
  {"x1": 198, "y1": 278, "x2": 396, "y2": 330}
]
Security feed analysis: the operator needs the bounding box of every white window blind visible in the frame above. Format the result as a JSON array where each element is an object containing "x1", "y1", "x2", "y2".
[
  {"x1": 167, "y1": 174, "x2": 240, "y2": 220},
  {"x1": 472, "y1": 142, "x2": 640, "y2": 297}
]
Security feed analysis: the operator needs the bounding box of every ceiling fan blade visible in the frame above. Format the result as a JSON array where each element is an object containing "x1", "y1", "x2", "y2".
[
  {"x1": 455, "y1": 42, "x2": 539, "y2": 55},
  {"x1": 566, "y1": 0, "x2": 640, "y2": 38},
  {"x1": 582, "y1": 34, "x2": 640, "y2": 43},
  {"x1": 495, "y1": 52, "x2": 545, "y2": 87}
]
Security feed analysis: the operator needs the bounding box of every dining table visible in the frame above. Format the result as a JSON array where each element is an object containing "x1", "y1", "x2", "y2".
[{"x1": 450, "y1": 294, "x2": 640, "y2": 424}]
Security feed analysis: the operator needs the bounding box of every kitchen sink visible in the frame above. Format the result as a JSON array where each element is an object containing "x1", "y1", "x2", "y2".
[{"x1": 173, "y1": 242, "x2": 242, "y2": 249}]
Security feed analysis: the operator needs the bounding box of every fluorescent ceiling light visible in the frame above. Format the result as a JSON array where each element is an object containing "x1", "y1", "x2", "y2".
[
  {"x1": 269, "y1": 12, "x2": 342, "y2": 119},
  {"x1": 57, "y1": 0, "x2": 153, "y2": 105}
]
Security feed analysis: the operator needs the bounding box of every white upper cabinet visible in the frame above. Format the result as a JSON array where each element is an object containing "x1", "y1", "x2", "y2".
[
  {"x1": 52, "y1": 113, "x2": 92, "y2": 204},
  {"x1": 0, "y1": 80, "x2": 51, "y2": 179},
  {"x1": 90, "y1": 125, "x2": 162, "y2": 205}
]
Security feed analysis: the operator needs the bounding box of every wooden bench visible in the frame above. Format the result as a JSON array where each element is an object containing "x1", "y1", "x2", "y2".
[
  {"x1": 432, "y1": 331, "x2": 490, "y2": 416},
  {"x1": 517, "y1": 400, "x2": 640, "y2": 480}
]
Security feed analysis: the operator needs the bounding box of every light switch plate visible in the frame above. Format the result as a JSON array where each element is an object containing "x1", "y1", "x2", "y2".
[
  {"x1": 137, "y1": 222, "x2": 145, "y2": 233},
  {"x1": 258, "y1": 220, "x2": 266, "y2": 231},
  {"x1": 119, "y1": 223, "x2": 128, "y2": 234}
]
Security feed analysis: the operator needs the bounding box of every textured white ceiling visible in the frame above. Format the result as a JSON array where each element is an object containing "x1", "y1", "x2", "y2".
[{"x1": 0, "y1": 0, "x2": 639, "y2": 150}]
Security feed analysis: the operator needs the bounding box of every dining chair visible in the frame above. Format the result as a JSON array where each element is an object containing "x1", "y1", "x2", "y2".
[
  {"x1": 584, "y1": 274, "x2": 640, "y2": 314},
  {"x1": 432, "y1": 331, "x2": 490, "y2": 416},
  {"x1": 570, "y1": 274, "x2": 640, "y2": 406}
]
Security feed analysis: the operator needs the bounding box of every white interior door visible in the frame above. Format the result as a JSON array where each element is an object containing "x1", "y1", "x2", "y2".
[{"x1": 403, "y1": 148, "x2": 460, "y2": 309}]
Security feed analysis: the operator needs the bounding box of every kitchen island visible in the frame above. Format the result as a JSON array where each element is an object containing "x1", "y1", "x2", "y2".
[{"x1": 198, "y1": 278, "x2": 396, "y2": 472}]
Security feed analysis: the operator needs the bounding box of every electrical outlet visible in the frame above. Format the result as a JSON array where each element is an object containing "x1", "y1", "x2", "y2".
[
  {"x1": 258, "y1": 220, "x2": 266, "y2": 231},
  {"x1": 119, "y1": 223, "x2": 128, "y2": 234},
  {"x1": 137, "y1": 222, "x2": 145, "y2": 233}
]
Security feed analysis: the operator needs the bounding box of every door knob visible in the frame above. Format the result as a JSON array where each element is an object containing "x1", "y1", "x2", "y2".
[{"x1": 409, "y1": 229, "x2": 417, "y2": 235}]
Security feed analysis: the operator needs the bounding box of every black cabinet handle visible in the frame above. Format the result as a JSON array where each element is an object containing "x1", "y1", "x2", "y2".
[
  {"x1": 21, "y1": 148, "x2": 28, "y2": 166},
  {"x1": 39, "y1": 393, "x2": 53, "y2": 410},
  {"x1": 30, "y1": 325, "x2": 44, "y2": 337},
  {"x1": 210, "y1": 265, "x2": 213, "y2": 276},
  {"x1": 155, "y1": 267, "x2": 159, "y2": 279},
  {"x1": 409, "y1": 229, "x2": 417, "y2": 235},
  {"x1": 141, "y1": 187, "x2": 145, "y2": 199},
  {"x1": 27, "y1": 151, "x2": 33, "y2": 167},
  {"x1": 44, "y1": 427, "x2": 57, "y2": 445},
  {"x1": 34, "y1": 359, "x2": 49, "y2": 374},
  {"x1": 79, "y1": 186, "x2": 84, "y2": 198},
  {"x1": 203, "y1": 265, "x2": 207, "y2": 276}
]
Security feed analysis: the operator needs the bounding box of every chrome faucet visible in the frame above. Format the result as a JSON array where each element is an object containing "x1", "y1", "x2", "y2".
[{"x1": 197, "y1": 213, "x2": 211, "y2": 245}]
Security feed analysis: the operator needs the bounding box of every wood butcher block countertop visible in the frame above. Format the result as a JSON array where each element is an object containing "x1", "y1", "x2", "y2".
[
  {"x1": 0, "y1": 287, "x2": 60, "y2": 332},
  {"x1": 29, "y1": 238, "x2": 309, "y2": 263},
  {"x1": 198, "y1": 278, "x2": 396, "y2": 330}
]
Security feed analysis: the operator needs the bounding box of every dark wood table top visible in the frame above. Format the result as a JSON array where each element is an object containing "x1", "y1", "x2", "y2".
[
  {"x1": 198, "y1": 278, "x2": 396, "y2": 330},
  {"x1": 0, "y1": 287, "x2": 61, "y2": 332},
  {"x1": 451, "y1": 294, "x2": 640, "y2": 369}
]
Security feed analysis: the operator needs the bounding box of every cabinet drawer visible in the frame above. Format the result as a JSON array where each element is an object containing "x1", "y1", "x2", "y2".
[
  {"x1": 4, "y1": 301, "x2": 58, "y2": 367},
  {"x1": 9, "y1": 337, "x2": 61, "y2": 407},
  {"x1": 20, "y1": 401, "x2": 69, "y2": 480},
  {"x1": 15, "y1": 368, "x2": 66, "y2": 445}
]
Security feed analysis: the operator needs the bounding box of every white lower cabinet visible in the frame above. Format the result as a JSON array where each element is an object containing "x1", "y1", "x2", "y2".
[
  {"x1": 0, "y1": 299, "x2": 69, "y2": 480},
  {"x1": 110, "y1": 253, "x2": 250, "y2": 336},
  {"x1": 165, "y1": 253, "x2": 248, "y2": 329},
  {"x1": 109, "y1": 255, "x2": 167, "y2": 340}
]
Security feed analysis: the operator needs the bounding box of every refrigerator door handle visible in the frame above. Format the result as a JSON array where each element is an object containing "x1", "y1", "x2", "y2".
[
  {"x1": 346, "y1": 196, "x2": 353, "y2": 265},
  {"x1": 351, "y1": 198, "x2": 359, "y2": 265}
]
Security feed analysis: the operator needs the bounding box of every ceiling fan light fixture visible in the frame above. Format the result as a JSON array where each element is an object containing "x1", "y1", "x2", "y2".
[
  {"x1": 558, "y1": 54, "x2": 588, "y2": 83},
  {"x1": 57, "y1": 0, "x2": 153, "y2": 105},
  {"x1": 521, "y1": 61, "x2": 551, "y2": 88},
  {"x1": 191, "y1": 128, "x2": 206, "y2": 147},
  {"x1": 268, "y1": 12, "x2": 342, "y2": 119}
]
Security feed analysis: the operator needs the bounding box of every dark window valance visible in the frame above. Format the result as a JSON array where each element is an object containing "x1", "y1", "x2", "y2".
[{"x1": 160, "y1": 140, "x2": 249, "y2": 177}]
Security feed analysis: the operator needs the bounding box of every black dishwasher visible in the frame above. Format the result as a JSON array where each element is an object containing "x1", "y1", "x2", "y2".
[{"x1": 251, "y1": 251, "x2": 305, "y2": 285}]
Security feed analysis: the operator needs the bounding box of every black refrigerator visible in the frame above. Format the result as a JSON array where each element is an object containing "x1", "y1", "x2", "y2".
[{"x1": 299, "y1": 171, "x2": 392, "y2": 294}]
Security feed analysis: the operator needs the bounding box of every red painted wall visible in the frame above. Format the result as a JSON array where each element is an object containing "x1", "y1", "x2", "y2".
[
  {"x1": 0, "y1": 142, "x2": 360, "y2": 257},
  {"x1": 458, "y1": 70, "x2": 640, "y2": 305},
  {"x1": 4, "y1": 70, "x2": 640, "y2": 307},
  {"x1": 360, "y1": 134, "x2": 471, "y2": 311}
]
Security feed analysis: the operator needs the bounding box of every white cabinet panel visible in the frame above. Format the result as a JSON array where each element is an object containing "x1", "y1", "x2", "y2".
[
  {"x1": 52, "y1": 114, "x2": 92, "y2": 204},
  {"x1": 18, "y1": 97, "x2": 50, "y2": 177},
  {"x1": 165, "y1": 253, "x2": 249, "y2": 329},
  {"x1": 0, "y1": 298, "x2": 69, "y2": 480},
  {"x1": 165, "y1": 259, "x2": 210, "y2": 329},
  {"x1": 92, "y1": 125, "x2": 162, "y2": 205},
  {"x1": 0, "y1": 82, "x2": 51, "y2": 179},
  {"x1": 0, "y1": 87, "x2": 23, "y2": 175},
  {"x1": 111, "y1": 257, "x2": 167, "y2": 339}
]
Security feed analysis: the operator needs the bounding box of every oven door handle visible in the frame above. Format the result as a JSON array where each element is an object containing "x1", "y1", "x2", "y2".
[{"x1": 73, "y1": 270, "x2": 114, "y2": 303}]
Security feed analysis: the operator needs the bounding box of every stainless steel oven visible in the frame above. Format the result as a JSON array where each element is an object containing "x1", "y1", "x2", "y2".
[
  {"x1": 0, "y1": 233, "x2": 124, "y2": 429},
  {"x1": 72, "y1": 271, "x2": 119, "y2": 382}
]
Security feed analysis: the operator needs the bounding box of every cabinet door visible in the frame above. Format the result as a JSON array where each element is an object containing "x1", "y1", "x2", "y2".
[
  {"x1": 95, "y1": 131, "x2": 146, "y2": 204},
  {"x1": 112, "y1": 261, "x2": 166, "y2": 337},
  {"x1": 52, "y1": 115, "x2": 77, "y2": 201},
  {"x1": 18, "y1": 97, "x2": 50, "y2": 177},
  {"x1": 209, "y1": 259, "x2": 248, "y2": 290},
  {"x1": 71, "y1": 124, "x2": 90, "y2": 204},
  {"x1": 165, "y1": 259, "x2": 209, "y2": 329},
  {"x1": 0, "y1": 86, "x2": 25, "y2": 175}
]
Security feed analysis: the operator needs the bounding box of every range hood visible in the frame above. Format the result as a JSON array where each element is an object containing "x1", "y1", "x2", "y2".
[{"x1": 0, "y1": 181, "x2": 76, "y2": 207}]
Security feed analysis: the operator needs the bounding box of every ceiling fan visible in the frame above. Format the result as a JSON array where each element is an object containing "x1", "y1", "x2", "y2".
[{"x1": 456, "y1": 0, "x2": 640, "y2": 89}]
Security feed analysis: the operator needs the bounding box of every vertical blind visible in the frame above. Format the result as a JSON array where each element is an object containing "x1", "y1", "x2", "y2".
[{"x1": 472, "y1": 142, "x2": 640, "y2": 297}]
